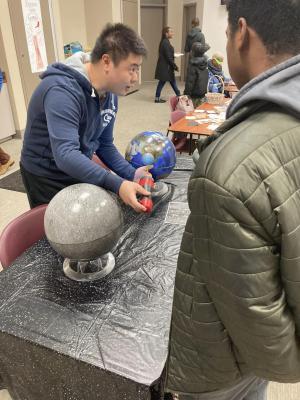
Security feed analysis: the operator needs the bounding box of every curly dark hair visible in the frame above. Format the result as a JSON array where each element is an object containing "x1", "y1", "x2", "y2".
[
  {"x1": 91, "y1": 23, "x2": 147, "y2": 65},
  {"x1": 226, "y1": 0, "x2": 300, "y2": 55}
]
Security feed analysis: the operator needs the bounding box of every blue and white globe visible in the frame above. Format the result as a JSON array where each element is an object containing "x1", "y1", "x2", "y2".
[{"x1": 125, "y1": 131, "x2": 176, "y2": 180}]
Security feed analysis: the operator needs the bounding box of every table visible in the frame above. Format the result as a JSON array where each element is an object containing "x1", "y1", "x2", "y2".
[
  {"x1": 224, "y1": 83, "x2": 239, "y2": 99},
  {"x1": 167, "y1": 102, "x2": 230, "y2": 155},
  {"x1": 0, "y1": 158, "x2": 193, "y2": 400}
]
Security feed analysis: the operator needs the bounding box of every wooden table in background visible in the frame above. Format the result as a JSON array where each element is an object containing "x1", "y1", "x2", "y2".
[
  {"x1": 224, "y1": 83, "x2": 239, "y2": 97},
  {"x1": 167, "y1": 102, "x2": 230, "y2": 155}
]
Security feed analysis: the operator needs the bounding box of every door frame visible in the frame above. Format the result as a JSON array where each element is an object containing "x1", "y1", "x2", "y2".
[
  {"x1": 181, "y1": 2, "x2": 197, "y2": 81},
  {"x1": 140, "y1": 1, "x2": 167, "y2": 82}
]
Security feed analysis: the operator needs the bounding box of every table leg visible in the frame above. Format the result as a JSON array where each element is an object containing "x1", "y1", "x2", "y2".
[{"x1": 189, "y1": 134, "x2": 192, "y2": 155}]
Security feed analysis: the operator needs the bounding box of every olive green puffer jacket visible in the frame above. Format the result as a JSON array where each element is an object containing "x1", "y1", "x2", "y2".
[{"x1": 166, "y1": 54, "x2": 300, "y2": 395}]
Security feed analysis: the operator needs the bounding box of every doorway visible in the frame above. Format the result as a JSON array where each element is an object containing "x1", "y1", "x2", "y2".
[
  {"x1": 140, "y1": 1, "x2": 166, "y2": 82},
  {"x1": 8, "y1": 0, "x2": 56, "y2": 107},
  {"x1": 181, "y1": 3, "x2": 196, "y2": 81}
]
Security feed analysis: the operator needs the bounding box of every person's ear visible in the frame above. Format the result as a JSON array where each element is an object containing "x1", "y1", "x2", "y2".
[
  {"x1": 101, "y1": 54, "x2": 113, "y2": 74},
  {"x1": 236, "y1": 17, "x2": 249, "y2": 52}
]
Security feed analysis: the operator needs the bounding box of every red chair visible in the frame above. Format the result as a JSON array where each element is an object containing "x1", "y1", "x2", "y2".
[
  {"x1": 169, "y1": 95, "x2": 179, "y2": 111},
  {"x1": 0, "y1": 204, "x2": 47, "y2": 269},
  {"x1": 167, "y1": 110, "x2": 186, "y2": 137},
  {"x1": 167, "y1": 110, "x2": 197, "y2": 154},
  {"x1": 170, "y1": 110, "x2": 186, "y2": 125}
]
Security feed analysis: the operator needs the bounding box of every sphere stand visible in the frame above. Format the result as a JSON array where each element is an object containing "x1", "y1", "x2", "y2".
[
  {"x1": 152, "y1": 181, "x2": 169, "y2": 198},
  {"x1": 63, "y1": 252, "x2": 115, "y2": 282}
]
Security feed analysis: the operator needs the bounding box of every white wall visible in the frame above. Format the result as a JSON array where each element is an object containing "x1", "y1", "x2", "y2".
[
  {"x1": 85, "y1": 0, "x2": 114, "y2": 49},
  {"x1": 167, "y1": 0, "x2": 183, "y2": 54},
  {"x1": 113, "y1": 0, "x2": 123, "y2": 22},
  {"x1": 201, "y1": 0, "x2": 229, "y2": 76},
  {"x1": 58, "y1": 0, "x2": 87, "y2": 49}
]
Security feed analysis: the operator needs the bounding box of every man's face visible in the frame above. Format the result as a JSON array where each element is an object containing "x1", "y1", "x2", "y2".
[
  {"x1": 226, "y1": 23, "x2": 248, "y2": 89},
  {"x1": 104, "y1": 53, "x2": 142, "y2": 96}
]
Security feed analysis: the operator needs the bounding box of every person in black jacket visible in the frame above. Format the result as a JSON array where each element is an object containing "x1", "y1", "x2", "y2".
[
  {"x1": 184, "y1": 18, "x2": 205, "y2": 54},
  {"x1": 184, "y1": 41, "x2": 210, "y2": 107},
  {"x1": 154, "y1": 27, "x2": 180, "y2": 103}
]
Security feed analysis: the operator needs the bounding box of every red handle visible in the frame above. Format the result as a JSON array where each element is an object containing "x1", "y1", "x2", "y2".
[{"x1": 138, "y1": 176, "x2": 154, "y2": 213}]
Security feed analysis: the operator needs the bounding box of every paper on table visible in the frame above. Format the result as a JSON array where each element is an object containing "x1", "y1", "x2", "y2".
[
  {"x1": 196, "y1": 119, "x2": 211, "y2": 123},
  {"x1": 185, "y1": 115, "x2": 196, "y2": 120},
  {"x1": 174, "y1": 53, "x2": 184, "y2": 57},
  {"x1": 208, "y1": 123, "x2": 220, "y2": 130},
  {"x1": 194, "y1": 109, "x2": 205, "y2": 113}
]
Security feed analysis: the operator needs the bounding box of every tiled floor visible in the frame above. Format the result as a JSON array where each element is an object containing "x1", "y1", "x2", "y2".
[{"x1": 0, "y1": 82, "x2": 300, "y2": 399}]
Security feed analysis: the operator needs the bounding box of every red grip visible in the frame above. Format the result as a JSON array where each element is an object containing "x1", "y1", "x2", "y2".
[
  {"x1": 138, "y1": 176, "x2": 154, "y2": 213},
  {"x1": 140, "y1": 197, "x2": 153, "y2": 213}
]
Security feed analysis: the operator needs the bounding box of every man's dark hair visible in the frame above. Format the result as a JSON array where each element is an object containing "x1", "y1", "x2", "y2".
[
  {"x1": 91, "y1": 23, "x2": 147, "y2": 64},
  {"x1": 226, "y1": 0, "x2": 300, "y2": 55}
]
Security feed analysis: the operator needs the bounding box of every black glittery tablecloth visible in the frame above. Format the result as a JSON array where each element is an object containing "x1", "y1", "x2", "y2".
[{"x1": 0, "y1": 157, "x2": 193, "y2": 400}]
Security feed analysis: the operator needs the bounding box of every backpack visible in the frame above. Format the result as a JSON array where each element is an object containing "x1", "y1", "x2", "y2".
[{"x1": 175, "y1": 95, "x2": 194, "y2": 113}]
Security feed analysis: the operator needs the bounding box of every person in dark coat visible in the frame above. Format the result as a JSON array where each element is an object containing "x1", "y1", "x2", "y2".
[
  {"x1": 184, "y1": 17, "x2": 205, "y2": 54},
  {"x1": 166, "y1": 0, "x2": 300, "y2": 399},
  {"x1": 154, "y1": 27, "x2": 180, "y2": 103},
  {"x1": 184, "y1": 41, "x2": 210, "y2": 107}
]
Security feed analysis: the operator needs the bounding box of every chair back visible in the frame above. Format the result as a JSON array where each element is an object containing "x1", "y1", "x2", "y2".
[
  {"x1": 169, "y1": 95, "x2": 179, "y2": 111},
  {"x1": 0, "y1": 204, "x2": 47, "y2": 269},
  {"x1": 170, "y1": 110, "x2": 186, "y2": 125}
]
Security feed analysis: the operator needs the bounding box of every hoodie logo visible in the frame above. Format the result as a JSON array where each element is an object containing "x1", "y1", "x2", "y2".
[{"x1": 101, "y1": 108, "x2": 116, "y2": 127}]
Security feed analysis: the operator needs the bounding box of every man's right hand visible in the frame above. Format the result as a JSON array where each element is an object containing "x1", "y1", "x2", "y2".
[{"x1": 119, "y1": 180, "x2": 150, "y2": 213}]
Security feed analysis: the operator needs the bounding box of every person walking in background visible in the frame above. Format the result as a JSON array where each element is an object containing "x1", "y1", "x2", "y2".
[
  {"x1": 154, "y1": 27, "x2": 180, "y2": 103},
  {"x1": 184, "y1": 17, "x2": 205, "y2": 54},
  {"x1": 184, "y1": 42, "x2": 210, "y2": 107}
]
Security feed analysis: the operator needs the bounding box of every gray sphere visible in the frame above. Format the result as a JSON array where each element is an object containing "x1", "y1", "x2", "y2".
[{"x1": 44, "y1": 183, "x2": 123, "y2": 260}]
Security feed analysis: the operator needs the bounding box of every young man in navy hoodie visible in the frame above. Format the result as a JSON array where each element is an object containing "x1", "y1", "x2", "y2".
[{"x1": 21, "y1": 23, "x2": 150, "y2": 212}]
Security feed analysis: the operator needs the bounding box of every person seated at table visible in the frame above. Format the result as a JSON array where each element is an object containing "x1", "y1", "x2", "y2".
[
  {"x1": 20, "y1": 23, "x2": 151, "y2": 212},
  {"x1": 208, "y1": 52, "x2": 231, "y2": 95},
  {"x1": 184, "y1": 41, "x2": 210, "y2": 107}
]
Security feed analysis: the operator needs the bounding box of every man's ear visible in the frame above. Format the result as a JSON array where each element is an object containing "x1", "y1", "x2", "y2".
[
  {"x1": 236, "y1": 17, "x2": 249, "y2": 52},
  {"x1": 101, "y1": 54, "x2": 112, "y2": 72}
]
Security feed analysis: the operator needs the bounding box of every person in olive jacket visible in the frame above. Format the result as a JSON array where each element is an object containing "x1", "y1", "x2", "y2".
[
  {"x1": 165, "y1": 0, "x2": 300, "y2": 399},
  {"x1": 154, "y1": 27, "x2": 180, "y2": 103},
  {"x1": 184, "y1": 41, "x2": 210, "y2": 107}
]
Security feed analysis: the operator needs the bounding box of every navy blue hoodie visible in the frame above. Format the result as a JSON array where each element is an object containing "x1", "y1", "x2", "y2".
[{"x1": 21, "y1": 52, "x2": 136, "y2": 193}]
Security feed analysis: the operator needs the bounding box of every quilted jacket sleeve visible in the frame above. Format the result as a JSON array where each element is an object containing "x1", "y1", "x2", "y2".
[{"x1": 189, "y1": 175, "x2": 300, "y2": 382}]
